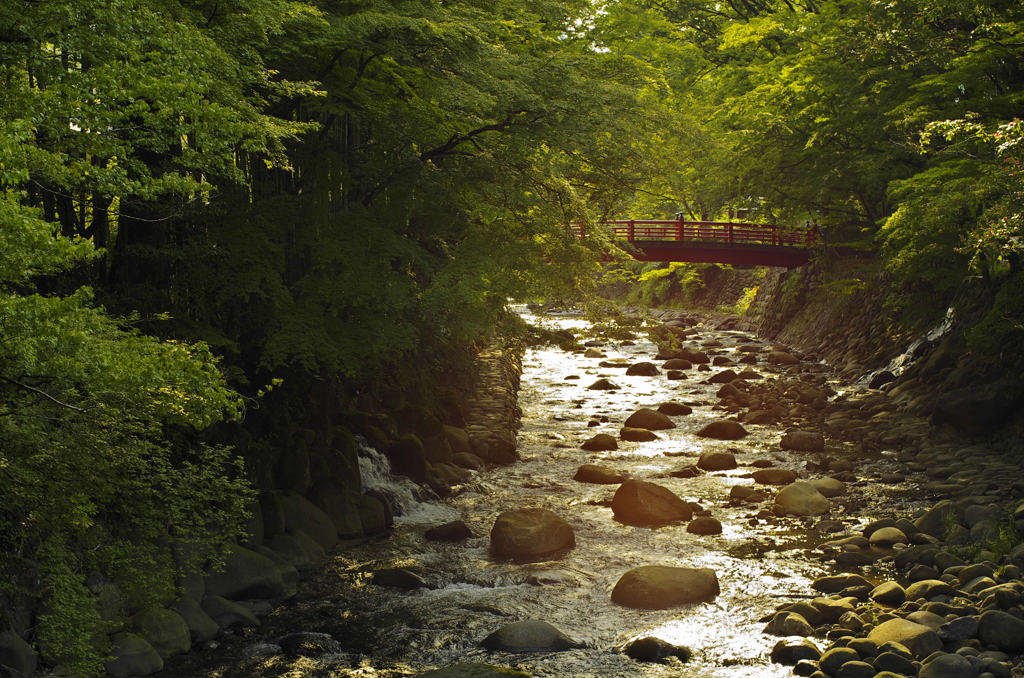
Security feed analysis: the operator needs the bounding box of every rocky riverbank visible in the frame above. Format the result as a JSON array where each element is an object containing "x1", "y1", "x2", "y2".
[
  {"x1": 24, "y1": 306, "x2": 1024, "y2": 678},
  {"x1": 637, "y1": 309, "x2": 1024, "y2": 678}
]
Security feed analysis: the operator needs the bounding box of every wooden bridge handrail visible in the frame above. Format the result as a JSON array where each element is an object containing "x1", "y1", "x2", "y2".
[{"x1": 569, "y1": 218, "x2": 813, "y2": 248}]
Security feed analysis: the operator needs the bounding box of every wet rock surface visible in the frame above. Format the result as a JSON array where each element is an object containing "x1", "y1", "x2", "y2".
[{"x1": 151, "y1": 309, "x2": 1024, "y2": 678}]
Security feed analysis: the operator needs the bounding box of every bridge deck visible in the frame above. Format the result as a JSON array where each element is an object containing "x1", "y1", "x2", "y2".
[{"x1": 571, "y1": 219, "x2": 813, "y2": 268}]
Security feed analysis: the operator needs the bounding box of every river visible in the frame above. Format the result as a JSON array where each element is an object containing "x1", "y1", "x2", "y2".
[{"x1": 176, "y1": 308, "x2": 915, "y2": 678}]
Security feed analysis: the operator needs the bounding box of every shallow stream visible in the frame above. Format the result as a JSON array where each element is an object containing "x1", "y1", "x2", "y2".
[{"x1": 202, "y1": 309, "x2": 927, "y2": 678}]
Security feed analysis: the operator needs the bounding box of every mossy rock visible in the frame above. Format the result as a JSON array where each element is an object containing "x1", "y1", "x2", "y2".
[
  {"x1": 355, "y1": 494, "x2": 387, "y2": 534},
  {"x1": 391, "y1": 405, "x2": 446, "y2": 439},
  {"x1": 308, "y1": 451, "x2": 331, "y2": 484},
  {"x1": 260, "y1": 490, "x2": 286, "y2": 540},
  {"x1": 388, "y1": 433, "x2": 427, "y2": 478},
  {"x1": 280, "y1": 439, "x2": 311, "y2": 494},
  {"x1": 367, "y1": 413, "x2": 399, "y2": 440},
  {"x1": 340, "y1": 412, "x2": 370, "y2": 434},
  {"x1": 429, "y1": 463, "x2": 471, "y2": 486},
  {"x1": 423, "y1": 436, "x2": 454, "y2": 465},
  {"x1": 444, "y1": 425, "x2": 473, "y2": 457},
  {"x1": 319, "y1": 444, "x2": 361, "y2": 491},
  {"x1": 332, "y1": 426, "x2": 358, "y2": 458},
  {"x1": 307, "y1": 477, "x2": 363, "y2": 539},
  {"x1": 362, "y1": 425, "x2": 390, "y2": 454}
]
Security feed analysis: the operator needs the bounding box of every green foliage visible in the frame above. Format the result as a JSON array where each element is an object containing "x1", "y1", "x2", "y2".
[
  {"x1": 967, "y1": 267, "x2": 1024, "y2": 357},
  {"x1": 720, "y1": 285, "x2": 759, "y2": 317}
]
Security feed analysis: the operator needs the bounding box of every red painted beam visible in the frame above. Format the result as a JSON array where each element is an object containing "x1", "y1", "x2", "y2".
[{"x1": 626, "y1": 242, "x2": 810, "y2": 268}]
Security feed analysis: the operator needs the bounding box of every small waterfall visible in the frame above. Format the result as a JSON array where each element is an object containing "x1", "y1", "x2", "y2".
[
  {"x1": 355, "y1": 437, "x2": 459, "y2": 524},
  {"x1": 860, "y1": 307, "x2": 956, "y2": 387}
]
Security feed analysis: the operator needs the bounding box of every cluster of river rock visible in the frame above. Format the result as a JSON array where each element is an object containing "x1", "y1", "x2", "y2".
[
  {"x1": 443, "y1": 312, "x2": 1024, "y2": 678},
  {"x1": 10, "y1": 309, "x2": 1023, "y2": 678}
]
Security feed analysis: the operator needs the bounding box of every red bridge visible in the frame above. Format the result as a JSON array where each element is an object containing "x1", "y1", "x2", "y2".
[{"x1": 572, "y1": 219, "x2": 815, "y2": 268}]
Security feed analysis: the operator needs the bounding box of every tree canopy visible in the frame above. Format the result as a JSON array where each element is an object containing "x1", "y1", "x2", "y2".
[{"x1": 1, "y1": 0, "x2": 1023, "y2": 671}]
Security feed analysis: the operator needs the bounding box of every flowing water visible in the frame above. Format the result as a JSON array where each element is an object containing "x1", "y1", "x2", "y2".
[{"x1": 282, "y1": 308, "x2": 898, "y2": 678}]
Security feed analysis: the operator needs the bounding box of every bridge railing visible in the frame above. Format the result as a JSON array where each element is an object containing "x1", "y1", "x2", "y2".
[{"x1": 570, "y1": 219, "x2": 814, "y2": 248}]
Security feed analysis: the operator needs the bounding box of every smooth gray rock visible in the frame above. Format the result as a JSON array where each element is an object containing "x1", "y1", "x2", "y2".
[
  {"x1": 780, "y1": 431, "x2": 825, "y2": 452},
  {"x1": 867, "y1": 619, "x2": 942, "y2": 658},
  {"x1": 624, "y1": 408, "x2": 675, "y2": 430},
  {"x1": 278, "y1": 490, "x2": 339, "y2": 550},
  {"x1": 836, "y1": 661, "x2": 876, "y2": 678},
  {"x1": 612, "y1": 479, "x2": 691, "y2": 526},
  {"x1": 168, "y1": 597, "x2": 221, "y2": 643},
  {"x1": 697, "y1": 451, "x2": 737, "y2": 471},
  {"x1": 611, "y1": 565, "x2": 720, "y2": 609},
  {"x1": 753, "y1": 468, "x2": 798, "y2": 485},
  {"x1": 696, "y1": 420, "x2": 748, "y2": 440},
  {"x1": 574, "y1": 464, "x2": 627, "y2": 484},
  {"x1": 775, "y1": 481, "x2": 830, "y2": 516},
  {"x1": 131, "y1": 606, "x2": 191, "y2": 659},
  {"x1": 930, "y1": 378, "x2": 1024, "y2": 435},
  {"x1": 905, "y1": 579, "x2": 956, "y2": 601},
  {"x1": 581, "y1": 433, "x2": 618, "y2": 451},
  {"x1": 203, "y1": 543, "x2": 285, "y2": 600},
  {"x1": 770, "y1": 639, "x2": 821, "y2": 665},
  {"x1": 372, "y1": 568, "x2": 427, "y2": 589},
  {"x1": 919, "y1": 652, "x2": 976, "y2": 678},
  {"x1": 490, "y1": 508, "x2": 575, "y2": 558},
  {"x1": 913, "y1": 500, "x2": 965, "y2": 539},
  {"x1": 763, "y1": 612, "x2": 814, "y2": 637},
  {"x1": 253, "y1": 544, "x2": 301, "y2": 584},
  {"x1": 200, "y1": 595, "x2": 261, "y2": 629},
  {"x1": 977, "y1": 609, "x2": 1024, "y2": 652},
  {"x1": 870, "y1": 581, "x2": 906, "y2": 605},
  {"x1": 872, "y1": 651, "x2": 917, "y2": 676},
  {"x1": 104, "y1": 633, "x2": 163, "y2": 677},
  {"x1": 623, "y1": 636, "x2": 692, "y2": 662},
  {"x1": 265, "y1": 532, "x2": 313, "y2": 571},
  {"x1": 0, "y1": 630, "x2": 37, "y2": 677},
  {"x1": 819, "y1": 647, "x2": 859, "y2": 676},
  {"x1": 480, "y1": 620, "x2": 583, "y2": 652}
]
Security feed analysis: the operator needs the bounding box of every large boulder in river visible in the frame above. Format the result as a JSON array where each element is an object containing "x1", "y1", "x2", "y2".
[
  {"x1": 808, "y1": 478, "x2": 846, "y2": 497},
  {"x1": 587, "y1": 378, "x2": 621, "y2": 390},
  {"x1": 780, "y1": 431, "x2": 825, "y2": 452},
  {"x1": 620, "y1": 427, "x2": 659, "y2": 442},
  {"x1": 490, "y1": 508, "x2": 575, "y2": 558},
  {"x1": 697, "y1": 451, "x2": 737, "y2": 471},
  {"x1": 612, "y1": 479, "x2": 691, "y2": 526},
  {"x1": 658, "y1": 402, "x2": 692, "y2": 416},
  {"x1": 775, "y1": 481, "x2": 830, "y2": 516},
  {"x1": 930, "y1": 379, "x2": 1024, "y2": 435},
  {"x1": 708, "y1": 369, "x2": 740, "y2": 384},
  {"x1": 480, "y1": 620, "x2": 584, "y2": 652},
  {"x1": 574, "y1": 464, "x2": 627, "y2": 484},
  {"x1": 581, "y1": 433, "x2": 618, "y2": 451},
  {"x1": 680, "y1": 348, "x2": 710, "y2": 364},
  {"x1": 626, "y1": 362, "x2": 660, "y2": 376},
  {"x1": 624, "y1": 408, "x2": 675, "y2": 430},
  {"x1": 753, "y1": 468, "x2": 797, "y2": 485},
  {"x1": 696, "y1": 420, "x2": 748, "y2": 440},
  {"x1": 611, "y1": 565, "x2": 720, "y2": 609}
]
